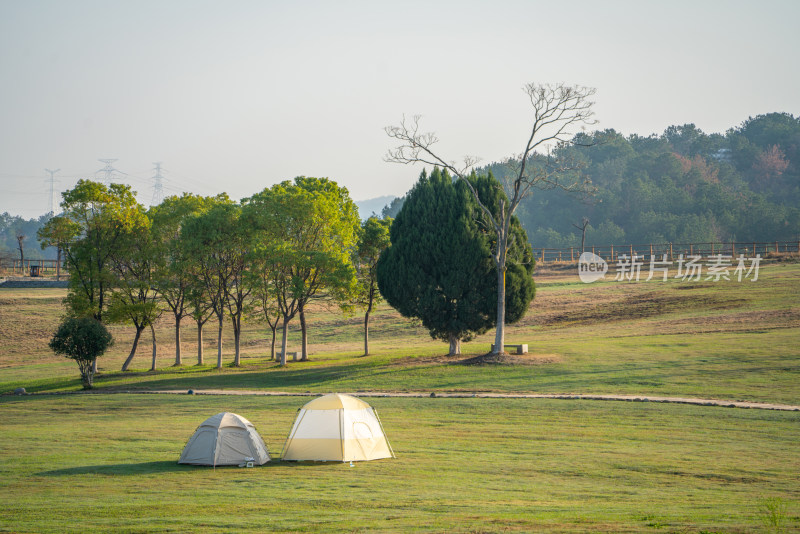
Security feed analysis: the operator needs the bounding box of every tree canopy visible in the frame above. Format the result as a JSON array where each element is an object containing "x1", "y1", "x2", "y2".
[
  {"x1": 503, "y1": 112, "x2": 800, "y2": 248},
  {"x1": 49, "y1": 317, "x2": 113, "y2": 389},
  {"x1": 352, "y1": 216, "x2": 393, "y2": 355},
  {"x1": 243, "y1": 177, "x2": 359, "y2": 365},
  {"x1": 377, "y1": 168, "x2": 535, "y2": 355}
]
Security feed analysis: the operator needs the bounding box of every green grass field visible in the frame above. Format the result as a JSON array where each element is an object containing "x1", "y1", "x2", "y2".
[
  {"x1": 0, "y1": 261, "x2": 798, "y2": 531},
  {"x1": 1, "y1": 394, "x2": 798, "y2": 533}
]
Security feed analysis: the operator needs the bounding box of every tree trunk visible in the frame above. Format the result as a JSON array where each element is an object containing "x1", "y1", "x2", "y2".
[
  {"x1": 364, "y1": 305, "x2": 372, "y2": 356},
  {"x1": 299, "y1": 307, "x2": 308, "y2": 361},
  {"x1": 122, "y1": 325, "x2": 145, "y2": 371},
  {"x1": 56, "y1": 247, "x2": 62, "y2": 281},
  {"x1": 232, "y1": 316, "x2": 241, "y2": 367},
  {"x1": 149, "y1": 323, "x2": 157, "y2": 371},
  {"x1": 279, "y1": 316, "x2": 290, "y2": 367},
  {"x1": 493, "y1": 267, "x2": 506, "y2": 355},
  {"x1": 216, "y1": 313, "x2": 224, "y2": 369},
  {"x1": 196, "y1": 320, "x2": 204, "y2": 365},
  {"x1": 174, "y1": 315, "x2": 182, "y2": 366},
  {"x1": 448, "y1": 334, "x2": 461, "y2": 356},
  {"x1": 16, "y1": 236, "x2": 24, "y2": 265},
  {"x1": 79, "y1": 360, "x2": 94, "y2": 389},
  {"x1": 269, "y1": 324, "x2": 277, "y2": 361}
]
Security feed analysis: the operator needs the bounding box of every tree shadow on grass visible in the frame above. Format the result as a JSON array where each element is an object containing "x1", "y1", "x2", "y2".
[
  {"x1": 38, "y1": 460, "x2": 191, "y2": 476},
  {"x1": 97, "y1": 359, "x2": 403, "y2": 392},
  {"x1": 38, "y1": 460, "x2": 343, "y2": 476}
]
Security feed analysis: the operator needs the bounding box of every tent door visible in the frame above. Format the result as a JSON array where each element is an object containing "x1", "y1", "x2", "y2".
[{"x1": 352, "y1": 421, "x2": 377, "y2": 458}]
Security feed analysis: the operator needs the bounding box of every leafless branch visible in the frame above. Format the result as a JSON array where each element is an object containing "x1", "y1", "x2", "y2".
[{"x1": 384, "y1": 82, "x2": 598, "y2": 267}]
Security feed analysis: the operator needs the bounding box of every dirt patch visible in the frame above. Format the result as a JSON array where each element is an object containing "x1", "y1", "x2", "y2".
[
  {"x1": 390, "y1": 352, "x2": 561, "y2": 367},
  {"x1": 534, "y1": 292, "x2": 747, "y2": 328},
  {"x1": 458, "y1": 352, "x2": 561, "y2": 365},
  {"x1": 637, "y1": 308, "x2": 800, "y2": 336}
]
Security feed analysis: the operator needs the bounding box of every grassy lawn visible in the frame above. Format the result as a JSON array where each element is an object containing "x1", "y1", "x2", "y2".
[
  {"x1": 2, "y1": 262, "x2": 797, "y2": 404},
  {"x1": 0, "y1": 394, "x2": 798, "y2": 533},
  {"x1": 0, "y1": 261, "x2": 798, "y2": 531}
]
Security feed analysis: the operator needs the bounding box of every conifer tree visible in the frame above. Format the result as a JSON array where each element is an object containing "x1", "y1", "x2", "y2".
[{"x1": 377, "y1": 168, "x2": 534, "y2": 355}]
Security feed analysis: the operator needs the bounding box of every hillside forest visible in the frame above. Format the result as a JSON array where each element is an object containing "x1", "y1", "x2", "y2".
[{"x1": 386, "y1": 112, "x2": 800, "y2": 247}]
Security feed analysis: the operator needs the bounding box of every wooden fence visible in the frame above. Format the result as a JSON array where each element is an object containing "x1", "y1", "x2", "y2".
[
  {"x1": 2, "y1": 240, "x2": 799, "y2": 274},
  {"x1": 533, "y1": 241, "x2": 800, "y2": 264},
  {"x1": 1, "y1": 259, "x2": 66, "y2": 277}
]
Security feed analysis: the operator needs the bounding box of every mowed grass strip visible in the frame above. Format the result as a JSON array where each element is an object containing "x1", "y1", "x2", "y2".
[{"x1": 0, "y1": 394, "x2": 797, "y2": 533}]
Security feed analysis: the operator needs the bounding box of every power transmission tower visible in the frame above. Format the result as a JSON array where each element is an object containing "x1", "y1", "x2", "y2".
[
  {"x1": 151, "y1": 162, "x2": 164, "y2": 205},
  {"x1": 44, "y1": 168, "x2": 60, "y2": 215},
  {"x1": 96, "y1": 158, "x2": 120, "y2": 185}
]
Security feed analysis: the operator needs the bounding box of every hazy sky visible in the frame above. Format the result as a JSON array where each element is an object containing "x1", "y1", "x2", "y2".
[{"x1": 1, "y1": 0, "x2": 798, "y2": 218}]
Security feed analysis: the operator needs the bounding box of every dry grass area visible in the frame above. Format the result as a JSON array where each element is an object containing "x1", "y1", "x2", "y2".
[{"x1": 0, "y1": 289, "x2": 66, "y2": 367}]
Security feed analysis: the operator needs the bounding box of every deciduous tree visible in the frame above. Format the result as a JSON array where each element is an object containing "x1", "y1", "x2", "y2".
[
  {"x1": 149, "y1": 193, "x2": 218, "y2": 366},
  {"x1": 37, "y1": 216, "x2": 77, "y2": 280},
  {"x1": 179, "y1": 200, "x2": 245, "y2": 368},
  {"x1": 107, "y1": 212, "x2": 161, "y2": 372},
  {"x1": 386, "y1": 83, "x2": 595, "y2": 354},
  {"x1": 53, "y1": 180, "x2": 145, "y2": 323},
  {"x1": 353, "y1": 216, "x2": 392, "y2": 355},
  {"x1": 243, "y1": 177, "x2": 359, "y2": 365}
]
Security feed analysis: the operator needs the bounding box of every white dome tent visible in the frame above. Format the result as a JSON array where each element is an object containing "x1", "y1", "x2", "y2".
[
  {"x1": 178, "y1": 412, "x2": 270, "y2": 467},
  {"x1": 281, "y1": 393, "x2": 395, "y2": 462}
]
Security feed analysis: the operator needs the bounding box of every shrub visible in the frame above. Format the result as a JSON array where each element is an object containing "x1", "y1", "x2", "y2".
[{"x1": 49, "y1": 317, "x2": 113, "y2": 389}]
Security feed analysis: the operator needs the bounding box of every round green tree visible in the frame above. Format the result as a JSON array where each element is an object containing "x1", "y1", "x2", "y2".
[
  {"x1": 377, "y1": 167, "x2": 535, "y2": 355},
  {"x1": 49, "y1": 317, "x2": 114, "y2": 389}
]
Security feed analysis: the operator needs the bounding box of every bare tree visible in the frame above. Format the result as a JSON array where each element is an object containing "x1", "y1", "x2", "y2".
[
  {"x1": 16, "y1": 233, "x2": 26, "y2": 269},
  {"x1": 573, "y1": 217, "x2": 590, "y2": 253},
  {"x1": 385, "y1": 83, "x2": 596, "y2": 355}
]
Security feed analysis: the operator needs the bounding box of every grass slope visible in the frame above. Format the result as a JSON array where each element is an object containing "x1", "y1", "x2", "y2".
[{"x1": 1, "y1": 263, "x2": 798, "y2": 404}]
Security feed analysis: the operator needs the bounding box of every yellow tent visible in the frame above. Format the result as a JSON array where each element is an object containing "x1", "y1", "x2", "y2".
[{"x1": 281, "y1": 393, "x2": 395, "y2": 462}]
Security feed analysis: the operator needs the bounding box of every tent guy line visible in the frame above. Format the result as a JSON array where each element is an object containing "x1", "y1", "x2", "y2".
[{"x1": 18, "y1": 389, "x2": 800, "y2": 412}]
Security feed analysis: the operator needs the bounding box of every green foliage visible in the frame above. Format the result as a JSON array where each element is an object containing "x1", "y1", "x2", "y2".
[
  {"x1": 353, "y1": 216, "x2": 392, "y2": 310},
  {"x1": 488, "y1": 114, "x2": 800, "y2": 248},
  {"x1": 242, "y1": 177, "x2": 360, "y2": 363},
  {"x1": 105, "y1": 211, "x2": 163, "y2": 371},
  {"x1": 759, "y1": 496, "x2": 789, "y2": 531},
  {"x1": 351, "y1": 216, "x2": 392, "y2": 354},
  {"x1": 178, "y1": 198, "x2": 246, "y2": 367},
  {"x1": 55, "y1": 180, "x2": 148, "y2": 322},
  {"x1": 381, "y1": 195, "x2": 405, "y2": 219},
  {"x1": 148, "y1": 194, "x2": 221, "y2": 365},
  {"x1": 37, "y1": 215, "x2": 80, "y2": 252},
  {"x1": 377, "y1": 168, "x2": 534, "y2": 352},
  {"x1": 48, "y1": 317, "x2": 113, "y2": 388}
]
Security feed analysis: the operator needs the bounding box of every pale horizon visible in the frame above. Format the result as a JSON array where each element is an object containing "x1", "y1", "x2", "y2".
[{"x1": 2, "y1": 0, "x2": 798, "y2": 218}]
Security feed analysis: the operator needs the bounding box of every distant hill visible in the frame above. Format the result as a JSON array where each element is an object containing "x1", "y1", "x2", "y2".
[
  {"x1": 354, "y1": 195, "x2": 396, "y2": 220},
  {"x1": 477, "y1": 112, "x2": 800, "y2": 247}
]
